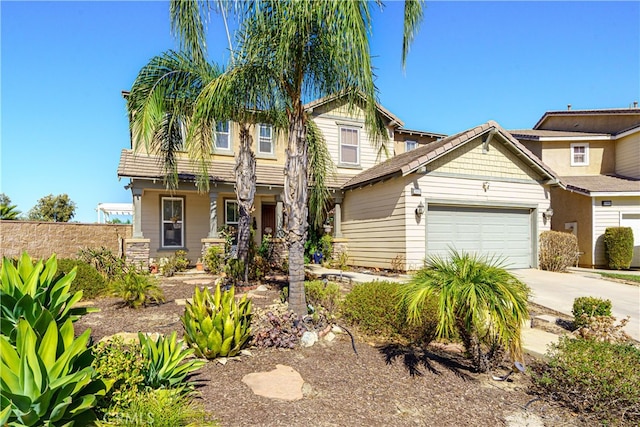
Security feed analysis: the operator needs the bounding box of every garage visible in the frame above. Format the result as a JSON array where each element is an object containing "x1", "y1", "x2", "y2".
[{"x1": 426, "y1": 204, "x2": 534, "y2": 269}]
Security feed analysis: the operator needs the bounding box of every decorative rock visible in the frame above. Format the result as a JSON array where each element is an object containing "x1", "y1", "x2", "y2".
[
  {"x1": 323, "y1": 331, "x2": 336, "y2": 342},
  {"x1": 217, "y1": 357, "x2": 228, "y2": 365},
  {"x1": 300, "y1": 331, "x2": 318, "y2": 347},
  {"x1": 331, "y1": 325, "x2": 344, "y2": 334},
  {"x1": 256, "y1": 284, "x2": 269, "y2": 292},
  {"x1": 174, "y1": 298, "x2": 192, "y2": 306},
  {"x1": 242, "y1": 365, "x2": 304, "y2": 401},
  {"x1": 240, "y1": 349, "x2": 253, "y2": 357}
]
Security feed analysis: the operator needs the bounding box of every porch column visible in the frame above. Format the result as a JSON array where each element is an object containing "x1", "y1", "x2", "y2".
[
  {"x1": 275, "y1": 195, "x2": 284, "y2": 237},
  {"x1": 333, "y1": 195, "x2": 343, "y2": 238},
  {"x1": 132, "y1": 187, "x2": 143, "y2": 238},
  {"x1": 207, "y1": 191, "x2": 219, "y2": 238}
]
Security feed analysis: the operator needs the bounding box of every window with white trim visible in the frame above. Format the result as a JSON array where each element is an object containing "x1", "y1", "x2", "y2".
[
  {"x1": 161, "y1": 197, "x2": 184, "y2": 248},
  {"x1": 258, "y1": 124, "x2": 273, "y2": 154},
  {"x1": 214, "y1": 121, "x2": 231, "y2": 151},
  {"x1": 340, "y1": 126, "x2": 359, "y2": 165},
  {"x1": 225, "y1": 200, "x2": 239, "y2": 225},
  {"x1": 405, "y1": 140, "x2": 417, "y2": 152},
  {"x1": 570, "y1": 143, "x2": 589, "y2": 166}
]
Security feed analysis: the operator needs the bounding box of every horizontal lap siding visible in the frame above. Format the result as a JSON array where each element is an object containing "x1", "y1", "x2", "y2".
[
  {"x1": 141, "y1": 190, "x2": 210, "y2": 263},
  {"x1": 593, "y1": 196, "x2": 640, "y2": 267},
  {"x1": 342, "y1": 179, "x2": 406, "y2": 269},
  {"x1": 615, "y1": 133, "x2": 640, "y2": 178}
]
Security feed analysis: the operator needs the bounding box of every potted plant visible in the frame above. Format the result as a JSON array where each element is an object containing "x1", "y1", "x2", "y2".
[
  {"x1": 149, "y1": 258, "x2": 158, "y2": 274},
  {"x1": 196, "y1": 258, "x2": 204, "y2": 271}
]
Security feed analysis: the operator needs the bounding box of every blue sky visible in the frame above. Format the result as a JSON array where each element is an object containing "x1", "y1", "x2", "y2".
[{"x1": 2, "y1": 1, "x2": 638, "y2": 223}]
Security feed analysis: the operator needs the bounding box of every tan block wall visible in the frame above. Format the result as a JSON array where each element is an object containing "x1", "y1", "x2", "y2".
[{"x1": 0, "y1": 221, "x2": 132, "y2": 260}]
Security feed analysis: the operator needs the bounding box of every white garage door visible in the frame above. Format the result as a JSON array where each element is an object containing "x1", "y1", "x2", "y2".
[
  {"x1": 427, "y1": 205, "x2": 533, "y2": 269},
  {"x1": 620, "y1": 213, "x2": 640, "y2": 268}
]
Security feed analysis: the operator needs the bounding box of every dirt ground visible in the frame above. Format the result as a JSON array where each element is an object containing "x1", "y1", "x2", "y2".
[{"x1": 75, "y1": 274, "x2": 588, "y2": 427}]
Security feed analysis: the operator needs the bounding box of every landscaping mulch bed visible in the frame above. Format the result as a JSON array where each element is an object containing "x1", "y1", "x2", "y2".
[{"x1": 75, "y1": 274, "x2": 587, "y2": 427}]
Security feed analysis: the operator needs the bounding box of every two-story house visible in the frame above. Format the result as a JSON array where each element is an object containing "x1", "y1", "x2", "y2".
[
  {"x1": 118, "y1": 94, "x2": 560, "y2": 270},
  {"x1": 512, "y1": 107, "x2": 640, "y2": 268}
]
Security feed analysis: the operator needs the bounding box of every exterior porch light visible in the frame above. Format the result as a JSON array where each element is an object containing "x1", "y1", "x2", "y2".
[
  {"x1": 543, "y1": 207, "x2": 554, "y2": 220},
  {"x1": 415, "y1": 201, "x2": 425, "y2": 217}
]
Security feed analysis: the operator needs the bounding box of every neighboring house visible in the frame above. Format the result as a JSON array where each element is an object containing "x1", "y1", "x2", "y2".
[
  {"x1": 512, "y1": 107, "x2": 640, "y2": 268},
  {"x1": 118, "y1": 94, "x2": 559, "y2": 270}
]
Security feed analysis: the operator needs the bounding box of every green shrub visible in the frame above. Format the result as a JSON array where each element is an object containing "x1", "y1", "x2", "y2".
[
  {"x1": 319, "y1": 234, "x2": 333, "y2": 262},
  {"x1": 58, "y1": 257, "x2": 108, "y2": 299},
  {"x1": 181, "y1": 284, "x2": 252, "y2": 359},
  {"x1": 96, "y1": 388, "x2": 218, "y2": 427},
  {"x1": 341, "y1": 280, "x2": 437, "y2": 345},
  {"x1": 539, "y1": 230, "x2": 579, "y2": 272},
  {"x1": 572, "y1": 296, "x2": 612, "y2": 329},
  {"x1": 305, "y1": 280, "x2": 342, "y2": 315},
  {"x1": 203, "y1": 245, "x2": 224, "y2": 274},
  {"x1": 77, "y1": 246, "x2": 128, "y2": 282},
  {"x1": 138, "y1": 331, "x2": 206, "y2": 390},
  {"x1": 110, "y1": 270, "x2": 165, "y2": 308},
  {"x1": 0, "y1": 318, "x2": 110, "y2": 426},
  {"x1": 92, "y1": 336, "x2": 146, "y2": 415},
  {"x1": 604, "y1": 227, "x2": 634, "y2": 270},
  {"x1": 1, "y1": 253, "x2": 97, "y2": 342},
  {"x1": 173, "y1": 250, "x2": 190, "y2": 271},
  {"x1": 532, "y1": 337, "x2": 640, "y2": 425}
]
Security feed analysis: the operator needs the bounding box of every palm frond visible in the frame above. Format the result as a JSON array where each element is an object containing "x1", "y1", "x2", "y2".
[{"x1": 306, "y1": 119, "x2": 335, "y2": 228}]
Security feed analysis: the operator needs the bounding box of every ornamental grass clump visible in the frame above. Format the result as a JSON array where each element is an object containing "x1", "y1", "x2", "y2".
[{"x1": 399, "y1": 250, "x2": 530, "y2": 373}]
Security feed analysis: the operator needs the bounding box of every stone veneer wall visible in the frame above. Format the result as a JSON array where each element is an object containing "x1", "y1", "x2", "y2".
[{"x1": 0, "y1": 220, "x2": 132, "y2": 259}]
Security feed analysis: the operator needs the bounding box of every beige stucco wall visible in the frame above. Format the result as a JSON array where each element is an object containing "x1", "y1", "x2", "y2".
[
  {"x1": 393, "y1": 133, "x2": 440, "y2": 155},
  {"x1": 615, "y1": 131, "x2": 640, "y2": 178},
  {"x1": 342, "y1": 135, "x2": 552, "y2": 271},
  {"x1": 0, "y1": 221, "x2": 132, "y2": 260},
  {"x1": 549, "y1": 188, "x2": 593, "y2": 266},
  {"x1": 539, "y1": 140, "x2": 615, "y2": 176}
]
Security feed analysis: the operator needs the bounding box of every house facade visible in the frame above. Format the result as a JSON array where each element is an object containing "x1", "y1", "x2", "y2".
[
  {"x1": 118, "y1": 95, "x2": 560, "y2": 270},
  {"x1": 512, "y1": 107, "x2": 640, "y2": 268}
]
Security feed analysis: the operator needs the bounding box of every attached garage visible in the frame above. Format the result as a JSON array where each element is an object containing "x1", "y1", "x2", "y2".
[{"x1": 426, "y1": 204, "x2": 535, "y2": 269}]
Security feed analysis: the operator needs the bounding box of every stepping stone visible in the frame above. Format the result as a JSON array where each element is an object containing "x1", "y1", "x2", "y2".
[
  {"x1": 174, "y1": 298, "x2": 192, "y2": 306},
  {"x1": 183, "y1": 279, "x2": 215, "y2": 285},
  {"x1": 242, "y1": 364, "x2": 304, "y2": 401},
  {"x1": 534, "y1": 314, "x2": 558, "y2": 324}
]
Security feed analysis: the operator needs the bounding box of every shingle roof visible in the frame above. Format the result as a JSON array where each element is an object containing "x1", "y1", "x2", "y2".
[
  {"x1": 562, "y1": 174, "x2": 640, "y2": 194},
  {"x1": 509, "y1": 129, "x2": 611, "y2": 139},
  {"x1": 117, "y1": 150, "x2": 353, "y2": 188},
  {"x1": 342, "y1": 120, "x2": 560, "y2": 190}
]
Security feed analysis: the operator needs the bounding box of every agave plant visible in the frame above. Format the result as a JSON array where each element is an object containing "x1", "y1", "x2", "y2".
[
  {"x1": 0, "y1": 318, "x2": 110, "y2": 426},
  {"x1": 181, "y1": 284, "x2": 252, "y2": 359},
  {"x1": 0, "y1": 253, "x2": 97, "y2": 342},
  {"x1": 138, "y1": 331, "x2": 206, "y2": 389}
]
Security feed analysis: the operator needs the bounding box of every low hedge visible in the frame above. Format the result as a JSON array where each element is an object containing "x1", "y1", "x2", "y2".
[{"x1": 604, "y1": 227, "x2": 634, "y2": 270}]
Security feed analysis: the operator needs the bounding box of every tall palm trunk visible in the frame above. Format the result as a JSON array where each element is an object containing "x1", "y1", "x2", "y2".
[
  {"x1": 284, "y1": 107, "x2": 309, "y2": 316},
  {"x1": 235, "y1": 124, "x2": 256, "y2": 282}
]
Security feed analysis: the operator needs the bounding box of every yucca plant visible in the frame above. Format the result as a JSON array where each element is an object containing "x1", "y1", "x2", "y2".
[
  {"x1": 0, "y1": 253, "x2": 97, "y2": 342},
  {"x1": 138, "y1": 331, "x2": 206, "y2": 389},
  {"x1": 110, "y1": 270, "x2": 165, "y2": 308},
  {"x1": 181, "y1": 284, "x2": 252, "y2": 359},
  {"x1": 399, "y1": 250, "x2": 530, "y2": 372},
  {"x1": 0, "y1": 318, "x2": 111, "y2": 426}
]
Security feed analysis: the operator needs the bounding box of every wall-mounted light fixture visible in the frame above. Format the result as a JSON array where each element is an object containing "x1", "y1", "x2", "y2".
[
  {"x1": 543, "y1": 207, "x2": 554, "y2": 220},
  {"x1": 482, "y1": 181, "x2": 490, "y2": 192},
  {"x1": 415, "y1": 201, "x2": 425, "y2": 217}
]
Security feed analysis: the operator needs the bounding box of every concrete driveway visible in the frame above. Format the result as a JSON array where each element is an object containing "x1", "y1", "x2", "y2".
[{"x1": 513, "y1": 269, "x2": 640, "y2": 341}]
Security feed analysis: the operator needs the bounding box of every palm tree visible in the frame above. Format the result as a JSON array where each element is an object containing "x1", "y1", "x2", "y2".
[
  {"x1": 169, "y1": 0, "x2": 424, "y2": 315},
  {"x1": 399, "y1": 250, "x2": 530, "y2": 372},
  {"x1": 0, "y1": 204, "x2": 20, "y2": 220}
]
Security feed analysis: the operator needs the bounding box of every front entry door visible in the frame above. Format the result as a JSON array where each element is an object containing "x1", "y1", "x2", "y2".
[{"x1": 261, "y1": 204, "x2": 276, "y2": 240}]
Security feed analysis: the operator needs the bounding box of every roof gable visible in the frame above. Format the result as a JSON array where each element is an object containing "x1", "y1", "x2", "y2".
[
  {"x1": 304, "y1": 93, "x2": 403, "y2": 127},
  {"x1": 342, "y1": 121, "x2": 560, "y2": 190}
]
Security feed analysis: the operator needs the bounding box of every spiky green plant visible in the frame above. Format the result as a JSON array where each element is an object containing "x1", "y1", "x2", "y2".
[
  {"x1": 0, "y1": 318, "x2": 110, "y2": 426},
  {"x1": 138, "y1": 331, "x2": 206, "y2": 389},
  {"x1": 181, "y1": 284, "x2": 252, "y2": 359},
  {"x1": 0, "y1": 253, "x2": 97, "y2": 342},
  {"x1": 399, "y1": 250, "x2": 530, "y2": 372},
  {"x1": 109, "y1": 270, "x2": 165, "y2": 308}
]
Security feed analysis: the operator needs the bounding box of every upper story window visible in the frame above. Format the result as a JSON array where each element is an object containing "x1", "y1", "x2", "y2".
[
  {"x1": 405, "y1": 140, "x2": 417, "y2": 152},
  {"x1": 570, "y1": 143, "x2": 589, "y2": 166},
  {"x1": 214, "y1": 121, "x2": 231, "y2": 151},
  {"x1": 258, "y1": 124, "x2": 273, "y2": 154},
  {"x1": 161, "y1": 197, "x2": 184, "y2": 248},
  {"x1": 340, "y1": 126, "x2": 360, "y2": 165}
]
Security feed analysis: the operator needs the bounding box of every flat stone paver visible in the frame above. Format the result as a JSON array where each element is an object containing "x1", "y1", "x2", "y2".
[
  {"x1": 242, "y1": 364, "x2": 304, "y2": 401},
  {"x1": 522, "y1": 328, "x2": 566, "y2": 359}
]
